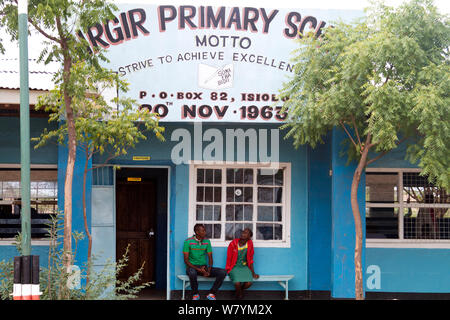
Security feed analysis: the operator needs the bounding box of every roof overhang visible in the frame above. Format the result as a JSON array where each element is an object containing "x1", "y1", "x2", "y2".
[{"x1": 0, "y1": 88, "x2": 48, "y2": 105}]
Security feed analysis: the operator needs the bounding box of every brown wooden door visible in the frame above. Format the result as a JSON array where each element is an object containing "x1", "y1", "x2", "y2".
[{"x1": 116, "y1": 180, "x2": 156, "y2": 285}]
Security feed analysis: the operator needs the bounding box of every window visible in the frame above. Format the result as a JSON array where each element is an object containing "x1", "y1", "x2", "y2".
[
  {"x1": 0, "y1": 169, "x2": 58, "y2": 240},
  {"x1": 189, "y1": 163, "x2": 291, "y2": 247},
  {"x1": 366, "y1": 169, "x2": 450, "y2": 246}
]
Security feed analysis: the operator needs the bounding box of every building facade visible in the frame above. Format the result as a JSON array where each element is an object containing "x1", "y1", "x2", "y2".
[{"x1": 0, "y1": 3, "x2": 449, "y2": 299}]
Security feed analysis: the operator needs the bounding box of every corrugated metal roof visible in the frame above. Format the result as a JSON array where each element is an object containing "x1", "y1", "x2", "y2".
[{"x1": 0, "y1": 58, "x2": 59, "y2": 91}]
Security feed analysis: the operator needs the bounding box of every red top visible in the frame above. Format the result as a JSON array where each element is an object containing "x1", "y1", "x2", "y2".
[{"x1": 225, "y1": 238, "x2": 254, "y2": 273}]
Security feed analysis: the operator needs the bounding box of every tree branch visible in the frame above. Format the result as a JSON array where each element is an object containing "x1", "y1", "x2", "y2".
[
  {"x1": 366, "y1": 137, "x2": 407, "y2": 166},
  {"x1": 11, "y1": 0, "x2": 61, "y2": 43},
  {"x1": 28, "y1": 19, "x2": 61, "y2": 44},
  {"x1": 365, "y1": 149, "x2": 387, "y2": 166},
  {"x1": 351, "y1": 115, "x2": 362, "y2": 148},
  {"x1": 339, "y1": 120, "x2": 359, "y2": 150},
  {"x1": 88, "y1": 152, "x2": 117, "y2": 172},
  {"x1": 382, "y1": 64, "x2": 394, "y2": 86}
]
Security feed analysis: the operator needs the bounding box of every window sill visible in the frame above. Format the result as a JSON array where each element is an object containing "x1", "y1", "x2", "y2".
[
  {"x1": 0, "y1": 239, "x2": 52, "y2": 246},
  {"x1": 210, "y1": 240, "x2": 291, "y2": 248},
  {"x1": 366, "y1": 239, "x2": 450, "y2": 249}
]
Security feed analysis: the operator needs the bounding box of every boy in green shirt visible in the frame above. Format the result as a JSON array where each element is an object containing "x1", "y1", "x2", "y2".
[{"x1": 183, "y1": 224, "x2": 226, "y2": 300}]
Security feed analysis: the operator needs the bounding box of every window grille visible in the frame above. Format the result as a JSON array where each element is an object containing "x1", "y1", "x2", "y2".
[
  {"x1": 0, "y1": 169, "x2": 58, "y2": 239},
  {"x1": 190, "y1": 163, "x2": 291, "y2": 247},
  {"x1": 92, "y1": 166, "x2": 114, "y2": 186},
  {"x1": 366, "y1": 169, "x2": 450, "y2": 241}
]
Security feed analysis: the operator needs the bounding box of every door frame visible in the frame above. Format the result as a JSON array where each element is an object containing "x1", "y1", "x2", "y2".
[{"x1": 114, "y1": 165, "x2": 172, "y2": 300}]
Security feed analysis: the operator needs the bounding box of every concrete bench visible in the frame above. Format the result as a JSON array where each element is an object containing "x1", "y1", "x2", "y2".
[{"x1": 177, "y1": 274, "x2": 294, "y2": 300}]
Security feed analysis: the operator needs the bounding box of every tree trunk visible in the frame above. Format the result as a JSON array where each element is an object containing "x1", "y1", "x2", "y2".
[
  {"x1": 350, "y1": 134, "x2": 372, "y2": 300},
  {"x1": 54, "y1": 17, "x2": 75, "y2": 276},
  {"x1": 59, "y1": 33, "x2": 75, "y2": 280},
  {"x1": 63, "y1": 115, "x2": 75, "y2": 261},
  {"x1": 63, "y1": 82, "x2": 75, "y2": 274},
  {"x1": 82, "y1": 147, "x2": 93, "y2": 288}
]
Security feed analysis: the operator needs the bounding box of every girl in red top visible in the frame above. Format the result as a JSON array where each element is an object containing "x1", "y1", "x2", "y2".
[{"x1": 226, "y1": 228, "x2": 259, "y2": 299}]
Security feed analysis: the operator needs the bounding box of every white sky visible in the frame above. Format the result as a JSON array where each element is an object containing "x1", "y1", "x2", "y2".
[{"x1": 114, "y1": 0, "x2": 449, "y2": 12}]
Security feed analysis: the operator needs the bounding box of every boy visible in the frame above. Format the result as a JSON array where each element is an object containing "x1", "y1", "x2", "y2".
[{"x1": 183, "y1": 224, "x2": 226, "y2": 300}]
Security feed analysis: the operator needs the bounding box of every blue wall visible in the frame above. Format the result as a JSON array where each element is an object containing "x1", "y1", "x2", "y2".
[
  {"x1": 2, "y1": 116, "x2": 449, "y2": 297},
  {"x1": 307, "y1": 134, "x2": 332, "y2": 291},
  {"x1": 367, "y1": 138, "x2": 418, "y2": 169},
  {"x1": 95, "y1": 122, "x2": 310, "y2": 292},
  {"x1": 91, "y1": 124, "x2": 450, "y2": 295},
  {"x1": 57, "y1": 144, "x2": 92, "y2": 271},
  {"x1": 365, "y1": 139, "x2": 450, "y2": 294},
  {"x1": 0, "y1": 117, "x2": 58, "y2": 164},
  {"x1": 366, "y1": 248, "x2": 450, "y2": 293},
  {"x1": 0, "y1": 246, "x2": 49, "y2": 265}
]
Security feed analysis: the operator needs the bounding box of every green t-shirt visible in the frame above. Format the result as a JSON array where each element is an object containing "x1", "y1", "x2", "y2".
[{"x1": 183, "y1": 236, "x2": 212, "y2": 266}]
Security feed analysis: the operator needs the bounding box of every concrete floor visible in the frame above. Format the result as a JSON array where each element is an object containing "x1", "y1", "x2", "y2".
[
  {"x1": 133, "y1": 289, "x2": 313, "y2": 300},
  {"x1": 134, "y1": 289, "x2": 167, "y2": 300},
  {"x1": 133, "y1": 288, "x2": 450, "y2": 300}
]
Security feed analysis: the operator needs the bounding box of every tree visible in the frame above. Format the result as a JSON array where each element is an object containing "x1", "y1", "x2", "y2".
[
  {"x1": 279, "y1": 0, "x2": 449, "y2": 299},
  {"x1": 78, "y1": 105, "x2": 164, "y2": 287},
  {"x1": 0, "y1": 0, "x2": 121, "y2": 271},
  {"x1": 33, "y1": 74, "x2": 165, "y2": 287}
]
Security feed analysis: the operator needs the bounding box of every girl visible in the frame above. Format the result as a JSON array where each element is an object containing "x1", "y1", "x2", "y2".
[{"x1": 225, "y1": 228, "x2": 259, "y2": 299}]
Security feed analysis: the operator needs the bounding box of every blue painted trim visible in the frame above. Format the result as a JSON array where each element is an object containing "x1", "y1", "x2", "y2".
[{"x1": 169, "y1": 164, "x2": 177, "y2": 294}]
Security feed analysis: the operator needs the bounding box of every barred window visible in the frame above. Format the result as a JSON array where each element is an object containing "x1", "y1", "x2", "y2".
[
  {"x1": 189, "y1": 163, "x2": 291, "y2": 247},
  {"x1": 0, "y1": 169, "x2": 58, "y2": 240},
  {"x1": 366, "y1": 169, "x2": 450, "y2": 243}
]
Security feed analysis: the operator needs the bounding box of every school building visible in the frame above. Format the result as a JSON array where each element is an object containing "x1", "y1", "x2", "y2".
[{"x1": 0, "y1": 4, "x2": 449, "y2": 299}]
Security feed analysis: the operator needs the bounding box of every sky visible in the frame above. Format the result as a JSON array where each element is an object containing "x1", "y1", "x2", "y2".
[
  {"x1": 0, "y1": 0, "x2": 449, "y2": 59},
  {"x1": 115, "y1": 0, "x2": 450, "y2": 12}
]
